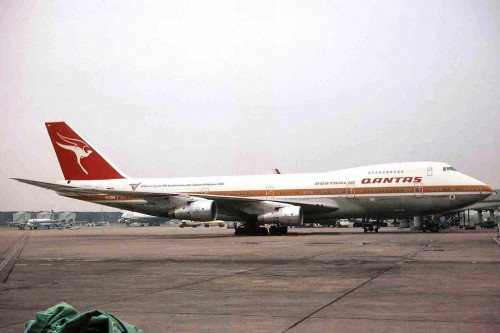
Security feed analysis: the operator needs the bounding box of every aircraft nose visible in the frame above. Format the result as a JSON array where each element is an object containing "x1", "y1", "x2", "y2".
[{"x1": 465, "y1": 174, "x2": 493, "y2": 196}]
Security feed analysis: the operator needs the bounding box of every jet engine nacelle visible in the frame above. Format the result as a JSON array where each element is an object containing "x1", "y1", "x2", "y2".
[
  {"x1": 257, "y1": 206, "x2": 303, "y2": 226},
  {"x1": 169, "y1": 200, "x2": 218, "y2": 222}
]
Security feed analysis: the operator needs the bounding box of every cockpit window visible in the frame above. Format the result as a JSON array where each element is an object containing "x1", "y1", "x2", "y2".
[{"x1": 442, "y1": 166, "x2": 456, "y2": 171}]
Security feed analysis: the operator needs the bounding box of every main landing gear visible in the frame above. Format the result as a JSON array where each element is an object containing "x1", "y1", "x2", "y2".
[
  {"x1": 234, "y1": 223, "x2": 288, "y2": 236},
  {"x1": 363, "y1": 225, "x2": 379, "y2": 233},
  {"x1": 269, "y1": 225, "x2": 288, "y2": 236}
]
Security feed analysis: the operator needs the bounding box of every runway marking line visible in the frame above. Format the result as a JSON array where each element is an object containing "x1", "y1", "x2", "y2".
[
  {"x1": 0, "y1": 234, "x2": 28, "y2": 272},
  {"x1": 0, "y1": 233, "x2": 30, "y2": 283}
]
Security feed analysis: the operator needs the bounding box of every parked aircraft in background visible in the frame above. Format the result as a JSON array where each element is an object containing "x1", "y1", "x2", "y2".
[
  {"x1": 15, "y1": 211, "x2": 66, "y2": 230},
  {"x1": 13, "y1": 122, "x2": 492, "y2": 236},
  {"x1": 118, "y1": 211, "x2": 166, "y2": 226}
]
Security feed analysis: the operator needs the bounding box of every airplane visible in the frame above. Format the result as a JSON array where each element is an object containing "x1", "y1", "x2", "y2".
[
  {"x1": 12, "y1": 122, "x2": 493, "y2": 236},
  {"x1": 118, "y1": 211, "x2": 167, "y2": 226},
  {"x1": 16, "y1": 211, "x2": 66, "y2": 230}
]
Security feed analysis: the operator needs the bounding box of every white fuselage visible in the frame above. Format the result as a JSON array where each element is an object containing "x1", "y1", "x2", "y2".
[{"x1": 58, "y1": 162, "x2": 491, "y2": 222}]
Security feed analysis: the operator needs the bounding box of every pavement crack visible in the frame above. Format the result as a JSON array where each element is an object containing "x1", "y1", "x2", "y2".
[
  {"x1": 84, "y1": 264, "x2": 277, "y2": 310},
  {"x1": 84, "y1": 243, "x2": 369, "y2": 311},
  {"x1": 282, "y1": 236, "x2": 444, "y2": 333}
]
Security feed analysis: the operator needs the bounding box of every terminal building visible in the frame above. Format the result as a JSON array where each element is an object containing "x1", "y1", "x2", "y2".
[
  {"x1": 12, "y1": 211, "x2": 76, "y2": 223},
  {"x1": 13, "y1": 212, "x2": 32, "y2": 224}
]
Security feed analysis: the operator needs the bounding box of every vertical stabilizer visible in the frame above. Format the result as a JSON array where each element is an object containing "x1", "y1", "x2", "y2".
[{"x1": 45, "y1": 122, "x2": 127, "y2": 180}]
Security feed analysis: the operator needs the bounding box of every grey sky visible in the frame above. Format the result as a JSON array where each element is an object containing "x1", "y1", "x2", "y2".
[{"x1": 1, "y1": 1, "x2": 499, "y2": 212}]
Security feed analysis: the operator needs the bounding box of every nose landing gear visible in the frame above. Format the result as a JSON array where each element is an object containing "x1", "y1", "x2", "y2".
[{"x1": 362, "y1": 218, "x2": 379, "y2": 233}]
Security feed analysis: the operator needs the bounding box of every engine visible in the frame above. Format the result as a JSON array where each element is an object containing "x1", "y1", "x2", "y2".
[
  {"x1": 257, "y1": 206, "x2": 303, "y2": 227},
  {"x1": 169, "y1": 200, "x2": 218, "y2": 222}
]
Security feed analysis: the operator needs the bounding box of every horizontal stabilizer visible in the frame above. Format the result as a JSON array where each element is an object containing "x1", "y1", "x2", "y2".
[{"x1": 12, "y1": 178, "x2": 78, "y2": 192}]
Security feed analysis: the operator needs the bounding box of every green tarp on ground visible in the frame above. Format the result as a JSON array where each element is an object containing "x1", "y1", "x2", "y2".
[{"x1": 24, "y1": 302, "x2": 143, "y2": 333}]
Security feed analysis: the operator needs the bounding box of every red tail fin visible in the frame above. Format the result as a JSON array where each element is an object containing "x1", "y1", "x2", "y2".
[{"x1": 45, "y1": 122, "x2": 127, "y2": 180}]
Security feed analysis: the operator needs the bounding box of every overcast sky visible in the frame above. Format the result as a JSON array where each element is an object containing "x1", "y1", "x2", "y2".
[{"x1": 1, "y1": 0, "x2": 499, "y2": 212}]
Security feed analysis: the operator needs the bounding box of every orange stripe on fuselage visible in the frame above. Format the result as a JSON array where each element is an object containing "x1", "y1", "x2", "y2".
[
  {"x1": 190, "y1": 185, "x2": 490, "y2": 197},
  {"x1": 65, "y1": 185, "x2": 491, "y2": 202}
]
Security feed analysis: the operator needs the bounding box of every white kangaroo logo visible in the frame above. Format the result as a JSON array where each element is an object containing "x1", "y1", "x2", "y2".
[{"x1": 55, "y1": 133, "x2": 93, "y2": 174}]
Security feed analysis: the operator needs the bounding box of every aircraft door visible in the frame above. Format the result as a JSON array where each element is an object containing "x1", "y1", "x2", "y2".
[
  {"x1": 414, "y1": 182, "x2": 423, "y2": 198},
  {"x1": 346, "y1": 184, "x2": 355, "y2": 199},
  {"x1": 266, "y1": 186, "x2": 274, "y2": 198},
  {"x1": 201, "y1": 187, "x2": 209, "y2": 194}
]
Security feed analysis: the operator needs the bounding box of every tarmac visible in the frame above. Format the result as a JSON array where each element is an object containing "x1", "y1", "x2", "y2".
[{"x1": 0, "y1": 226, "x2": 499, "y2": 332}]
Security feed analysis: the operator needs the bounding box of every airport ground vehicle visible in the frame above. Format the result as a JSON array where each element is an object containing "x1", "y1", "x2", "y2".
[
  {"x1": 179, "y1": 221, "x2": 200, "y2": 228},
  {"x1": 337, "y1": 219, "x2": 351, "y2": 227},
  {"x1": 479, "y1": 220, "x2": 496, "y2": 229},
  {"x1": 420, "y1": 219, "x2": 440, "y2": 233},
  {"x1": 361, "y1": 219, "x2": 388, "y2": 232},
  {"x1": 203, "y1": 221, "x2": 225, "y2": 228}
]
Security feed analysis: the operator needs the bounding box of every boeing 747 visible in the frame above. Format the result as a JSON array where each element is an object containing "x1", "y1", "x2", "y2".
[{"x1": 13, "y1": 122, "x2": 493, "y2": 235}]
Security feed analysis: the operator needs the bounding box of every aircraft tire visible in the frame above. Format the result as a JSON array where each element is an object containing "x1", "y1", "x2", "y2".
[
  {"x1": 363, "y1": 228, "x2": 367, "y2": 233},
  {"x1": 269, "y1": 226, "x2": 278, "y2": 236},
  {"x1": 258, "y1": 227, "x2": 269, "y2": 236},
  {"x1": 247, "y1": 228, "x2": 259, "y2": 236}
]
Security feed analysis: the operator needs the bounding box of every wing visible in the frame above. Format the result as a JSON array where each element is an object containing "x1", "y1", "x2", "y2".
[
  {"x1": 12, "y1": 178, "x2": 339, "y2": 217},
  {"x1": 192, "y1": 193, "x2": 339, "y2": 213}
]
